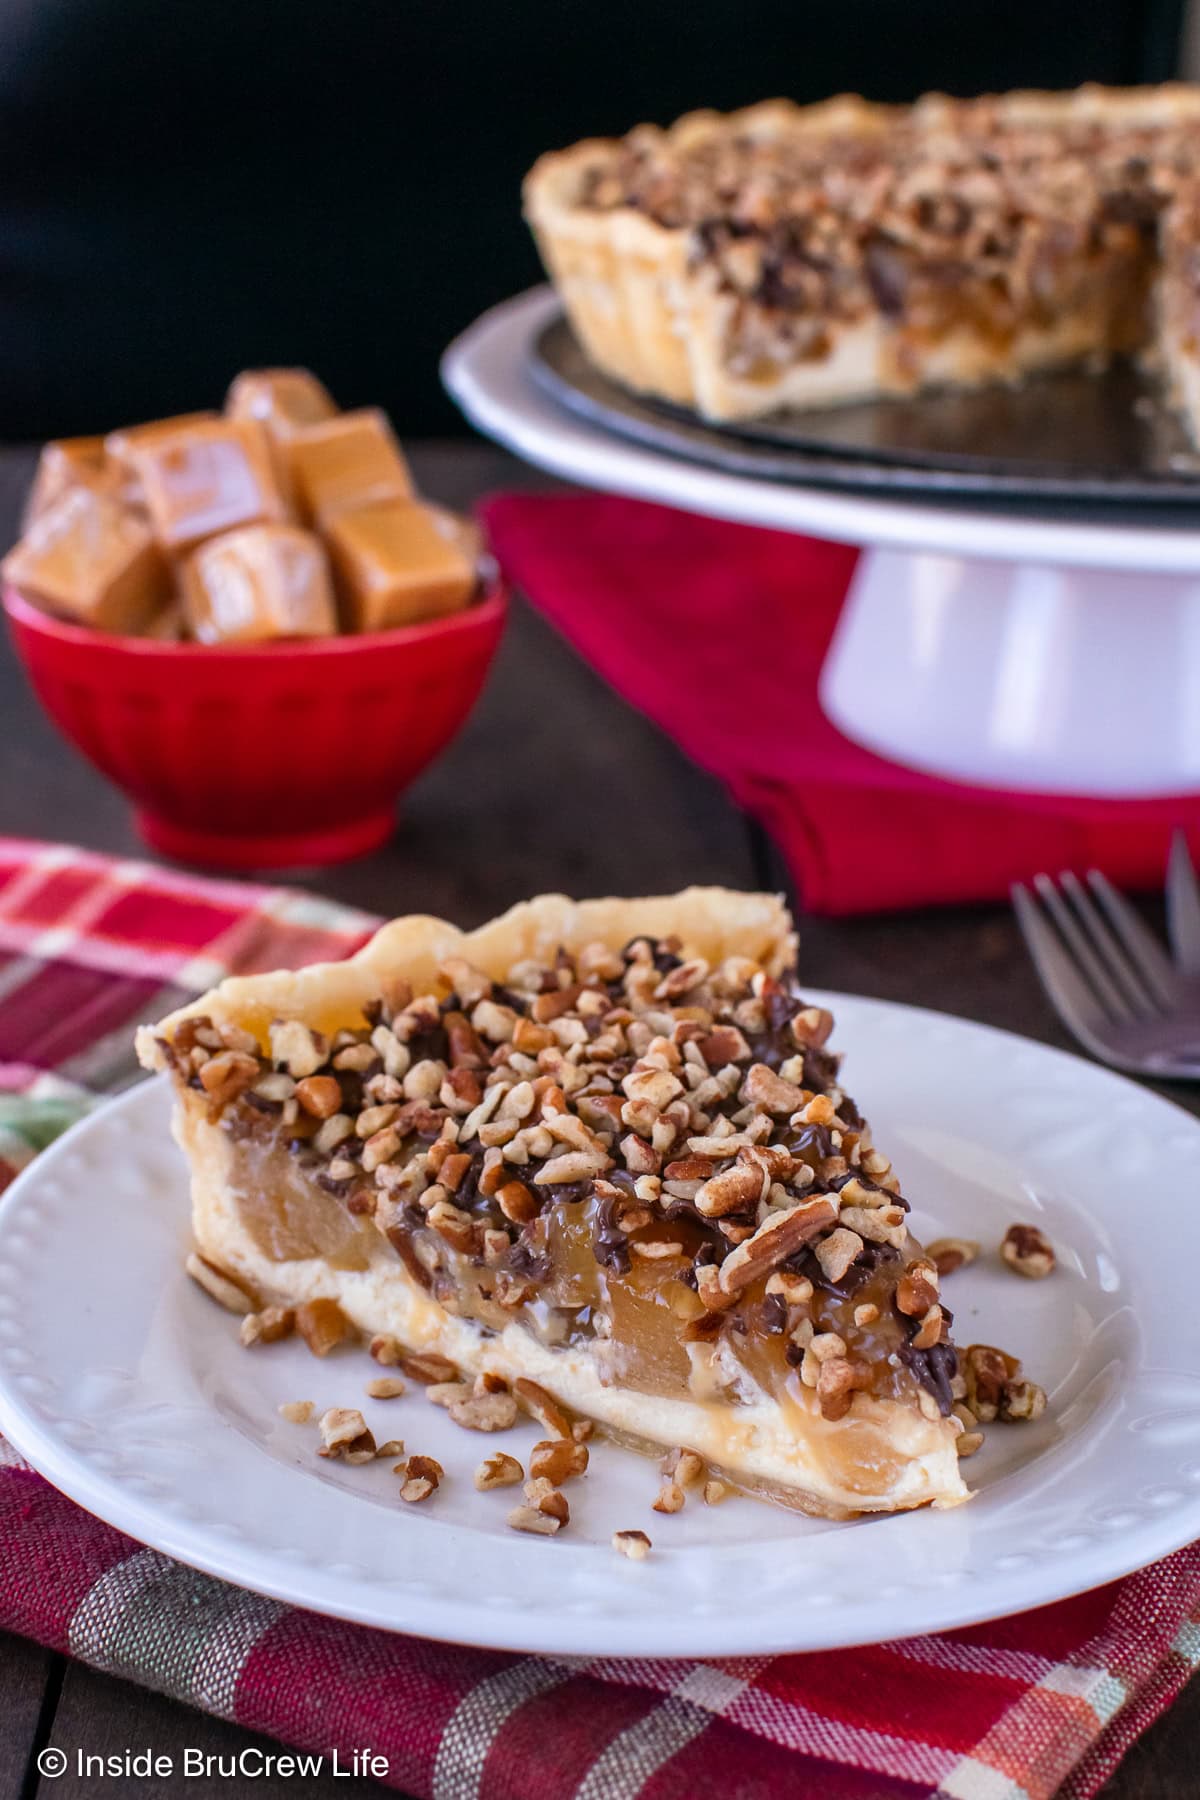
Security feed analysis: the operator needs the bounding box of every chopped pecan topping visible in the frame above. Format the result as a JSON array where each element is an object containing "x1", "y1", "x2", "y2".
[
  {"x1": 295, "y1": 1075, "x2": 343, "y2": 1119},
  {"x1": 507, "y1": 1503, "x2": 563, "y2": 1536},
  {"x1": 1001, "y1": 1223, "x2": 1056, "y2": 1280},
  {"x1": 895, "y1": 1263, "x2": 939, "y2": 1317},
  {"x1": 198, "y1": 1050, "x2": 260, "y2": 1111},
  {"x1": 269, "y1": 1020, "x2": 328, "y2": 1079},
  {"x1": 719, "y1": 1196, "x2": 838, "y2": 1295},
  {"x1": 660, "y1": 1446, "x2": 705, "y2": 1489},
  {"x1": 963, "y1": 1343, "x2": 1019, "y2": 1423},
  {"x1": 426, "y1": 1380, "x2": 469, "y2": 1409},
  {"x1": 239, "y1": 1305, "x2": 294, "y2": 1347},
  {"x1": 317, "y1": 1407, "x2": 376, "y2": 1463},
  {"x1": 475, "y1": 1452, "x2": 524, "y2": 1490},
  {"x1": 699, "y1": 1025, "x2": 751, "y2": 1065},
  {"x1": 814, "y1": 1227, "x2": 864, "y2": 1285},
  {"x1": 927, "y1": 1237, "x2": 980, "y2": 1277},
  {"x1": 173, "y1": 930, "x2": 962, "y2": 1423},
  {"x1": 446, "y1": 1388, "x2": 519, "y2": 1432},
  {"x1": 513, "y1": 1378, "x2": 573, "y2": 1439},
  {"x1": 613, "y1": 1528, "x2": 652, "y2": 1560},
  {"x1": 313, "y1": 1113, "x2": 354, "y2": 1156},
  {"x1": 278, "y1": 1399, "x2": 314, "y2": 1424},
  {"x1": 530, "y1": 1438, "x2": 589, "y2": 1483},
  {"x1": 694, "y1": 1160, "x2": 766, "y2": 1218},
  {"x1": 790, "y1": 1007, "x2": 834, "y2": 1048},
  {"x1": 399, "y1": 1455, "x2": 443, "y2": 1503},
  {"x1": 816, "y1": 1356, "x2": 868, "y2": 1422},
  {"x1": 741, "y1": 1062, "x2": 804, "y2": 1114},
  {"x1": 513, "y1": 1477, "x2": 570, "y2": 1530},
  {"x1": 766, "y1": 1270, "x2": 813, "y2": 1305},
  {"x1": 909, "y1": 1304, "x2": 943, "y2": 1351},
  {"x1": 999, "y1": 1378, "x2": 1047, "y2": 1422}
]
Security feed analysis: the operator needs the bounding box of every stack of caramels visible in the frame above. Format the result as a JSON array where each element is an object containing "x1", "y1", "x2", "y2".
[{"x1": 4, "y1": 371, "x2": 481, "y2": 642}]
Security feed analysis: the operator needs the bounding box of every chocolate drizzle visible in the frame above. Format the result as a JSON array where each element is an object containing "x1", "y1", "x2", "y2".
[
  {"x1": 594, "y1": 1187, "x2": 632, "y2": 1273},
  {"x1": 900, "y1": 1340, "x2": 957, "y2": 1417}
]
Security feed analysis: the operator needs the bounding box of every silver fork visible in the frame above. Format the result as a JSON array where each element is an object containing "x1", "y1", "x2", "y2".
[{"x1": 1012, "y1": 831, "x2": 1200, "y2": 1079}]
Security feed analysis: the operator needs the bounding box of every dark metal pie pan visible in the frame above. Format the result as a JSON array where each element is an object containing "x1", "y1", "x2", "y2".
[{"x1": 529, "y1": 312, "x2": 1200, "y2": 510}]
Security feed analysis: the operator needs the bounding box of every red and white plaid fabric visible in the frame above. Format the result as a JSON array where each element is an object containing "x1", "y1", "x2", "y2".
[{"x1": 1, "y1": 836, "x2": 1197, "y2": 1800}]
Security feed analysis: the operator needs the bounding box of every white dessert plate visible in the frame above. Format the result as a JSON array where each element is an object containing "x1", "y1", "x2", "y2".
[{"x1": 1, "y1": 991, "x2": 1199, "y2": 1658}]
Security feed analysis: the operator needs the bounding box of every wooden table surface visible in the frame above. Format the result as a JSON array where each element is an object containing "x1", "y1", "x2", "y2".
[{"x1": 0, "y1": 440, "x2": 1194, "y2": 1799}]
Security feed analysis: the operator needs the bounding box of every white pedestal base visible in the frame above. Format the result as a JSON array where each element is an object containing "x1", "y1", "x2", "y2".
[
  {"x1": 819, "y1": 548, "x2": 1200, "y2": 797},
  {"x1": 444, "y1": 293, "x2": 1200, "y2": 801}
]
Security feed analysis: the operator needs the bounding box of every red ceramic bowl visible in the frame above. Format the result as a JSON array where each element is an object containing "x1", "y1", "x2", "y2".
[{"x1": 4, "y1": 578, "x2": 507, "y2": 869}]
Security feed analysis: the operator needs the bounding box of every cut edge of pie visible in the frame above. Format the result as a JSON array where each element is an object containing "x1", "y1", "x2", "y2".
[
  {"x1": 523, "y1": 83, "x2": 1200, "y2": 433},
  {"x1": 137, "y1": 886, "x2": 970, "y2": 1519}
]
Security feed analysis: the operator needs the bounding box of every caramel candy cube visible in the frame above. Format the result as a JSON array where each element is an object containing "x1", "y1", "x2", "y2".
[
  {"x1": 285, "y1": 409, "x2": 413, "y2": 528},
  {"x1": 183, "y1": 524, "x2": 337, "y2": 643},
  {"x1": 143, "y1": 601, "x2": 186, "y2": 642},
  {"x1": 226, "y1": 368, "x2": 337, "y2": 438},
  {"x1": 2, "y1": 487, "x2": 171, "y2": 633},
  {"x1": 326, "y1": 499, "x2": 477, "y2": 633},
  {"x1": 104, "y1": 411, "x2": 219, "y2": 474},
  {"x1": 226, "y1": 369, "x2": 338, "y2": 509},
  {"x1": 131, "y1": 418, "x2": 287, "y2": 552},
  {"x1": 23, "y1": 436, "x2": 122, "y2": 527}
]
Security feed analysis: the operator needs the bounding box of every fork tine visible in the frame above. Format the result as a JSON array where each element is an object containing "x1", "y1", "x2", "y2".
[
  {"x1": 1032, "y1": 874, "x2": 1138, "y2": 1024},
  {"x1": 1059, "y1": 871, "x2": 1161, "y2": 1017},
  {"x1": 1012, "y1": 882, "x2": 1116, "y2": 1059},
  {"x1": 1085, "y1": 868, "x2": 1177, "y2": 1007},
  {"x1": 1166, "y1": 831, "x2": 1200, "y2": 976}
]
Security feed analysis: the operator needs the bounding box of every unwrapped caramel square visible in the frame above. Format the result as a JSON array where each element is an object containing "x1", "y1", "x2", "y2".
[
  {"x1": 131, "y1": 418, "x2": 287, "y2": 552},
  {"x1": 183, "y1": 524, "x2": 337, "y2": 643},
  {"x1": 226, "y1": 369, "x2": 339, "y2": 509},
  {"x1": 2, "y1": 487, "x2": 171, "y2": 633},
  {"x1": 226, "y1": 368, "x2": 337, "y2": 438},
  {"x1": 23, "y1": 436, "x2": 123, "y2": 528},
  {"x1": 325, "y1": 499, "x2": 477, "y2": 633},
  {"x1": 285, "y1": 409, "x2": 413, "y2": 528},
  {"x1": 105, "y1": 411, "x2": 220, "y2": 474}
]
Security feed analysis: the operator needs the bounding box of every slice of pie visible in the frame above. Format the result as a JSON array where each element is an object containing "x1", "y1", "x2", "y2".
[
  {"x1": 137, "y1": 888, "x2": 969, "y2": 1517},
  {"x1": 524, "y1": 84, "x2": 1200, "y2": 439}
]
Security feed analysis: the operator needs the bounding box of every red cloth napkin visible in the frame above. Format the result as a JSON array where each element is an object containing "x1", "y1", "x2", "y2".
[
  {"x1": 481, "y1": 493, "x2": 1199, "y2": 916},
  {"x1": 2, "y1": 837, "x2": 1200, "y2": 1800}
]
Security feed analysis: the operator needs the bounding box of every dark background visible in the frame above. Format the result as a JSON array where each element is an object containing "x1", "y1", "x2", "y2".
[{"x1": 0, "y1": 0, "x2": 1187, "y2": 440}]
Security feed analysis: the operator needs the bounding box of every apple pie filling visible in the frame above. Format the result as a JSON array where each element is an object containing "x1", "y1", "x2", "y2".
[{"x1": 156, "y1": 936, "x2": 958, "y2": 1432}]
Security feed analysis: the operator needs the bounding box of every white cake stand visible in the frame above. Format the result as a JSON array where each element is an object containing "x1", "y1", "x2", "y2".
[{"x1": 443, "y1": 287, "x2": 1200, "y2": 799}]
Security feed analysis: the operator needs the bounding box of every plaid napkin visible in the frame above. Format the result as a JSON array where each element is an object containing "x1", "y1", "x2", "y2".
[{"x1": 2, "y1": 837, "x2": 1199, "y2": 1800}]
